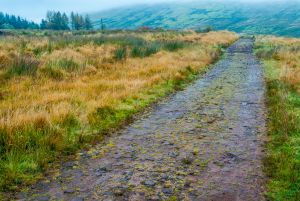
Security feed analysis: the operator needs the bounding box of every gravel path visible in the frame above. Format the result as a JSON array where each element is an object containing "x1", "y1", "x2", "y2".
[{"x1": 14, "y1": 38, "x2": 266, "y2": 201}]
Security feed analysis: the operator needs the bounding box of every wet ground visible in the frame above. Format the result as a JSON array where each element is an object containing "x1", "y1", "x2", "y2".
[{"x1": 12, "y1": 38, "x2": 266, "y2": 201}]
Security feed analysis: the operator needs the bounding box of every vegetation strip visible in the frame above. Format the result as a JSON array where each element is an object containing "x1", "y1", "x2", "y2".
[{"x1": 255, "y1": 36, "x2": 300, "y2": 200}]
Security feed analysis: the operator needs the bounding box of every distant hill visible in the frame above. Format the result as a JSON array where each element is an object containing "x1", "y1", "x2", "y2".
[{"x1": 91, "y1": 0, "x2": 300, "y2": 37}]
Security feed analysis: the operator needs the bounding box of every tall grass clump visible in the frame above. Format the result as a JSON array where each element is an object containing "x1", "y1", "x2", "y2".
[
  {"x1": 131, "y1": 42, "x2": 160, "y2": 58},
  {"x1": 114, "y1": 46, "x2": 127, "y2": 60},
  {"x1": 5, "y1": 54, "x2": 39, "y2": 77},
  {"x1": 0, "y1": 53, "x2": 10, "y2": 69},
  {"x1": 255, "y1": 36, "x2": 300, "y2": 200},
  {"x1": 162, "y1": 41, "x2": 186, "y2": 52},
  {"x1": 0, "y1": 112, "x2": 83, "y2": 191}
]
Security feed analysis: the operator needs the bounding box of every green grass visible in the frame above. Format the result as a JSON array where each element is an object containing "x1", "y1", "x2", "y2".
[{"x1": 259, "y1": 59, "x2": 300, "y2": 201}]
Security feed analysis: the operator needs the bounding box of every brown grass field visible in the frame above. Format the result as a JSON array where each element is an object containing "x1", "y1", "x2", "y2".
[
  {"x1": 0, "y1": 30, "x2": 238, "y2": 190},
  {"x1": 256, "y1": 35, "x2": 300, "y2": 92}
]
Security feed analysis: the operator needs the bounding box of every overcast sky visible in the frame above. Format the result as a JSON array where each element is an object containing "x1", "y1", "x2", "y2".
[
  {"x1": 0, "y1": 0, "x2": 179, "y2": 22},
  {"x1": 0, "y1": 0, "x2": 291, "y2": 22}
]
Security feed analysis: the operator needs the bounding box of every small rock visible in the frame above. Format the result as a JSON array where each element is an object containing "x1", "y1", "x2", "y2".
[
  {"x1": 242, "y1": 102, "x2": 248, "y2": 106},
  {"x1": 162, "y1": 141, "x2": 174, "y2": 146},
  {"x1": 197, "y1": 135, "x2": 206, "y2": 139},
  {"x1": 117, "y1": 177, "x2": 130, "y2": 182},
  {"x1": 142, "y1": 180, "x2": 156, "y2": 187},
  {"x1": 144, "y1": 157, "x2": 155, "y2": 161},
  {"x1": 98, "y1": 164, "x2": 113, "y2": 173},
  {"x1": 226, "y1": 152, "x2": 238, "y2": 159},
  {"x1": 113, "y1": 186, "x2": 128, "y2": 196},
  {"x1": 103, "y1": 191, "x2": 113, "y2": 196},
  {"x1": 162, "y1": 188, "x2": 173, "y2": 195},
  {"x1": 113, "y1": 162, "x2": 125, "y2": 168},
  {"x1": 64, "y1": 161, "x2": 75, "y2": 168},
  {"x1": 184, "y1": 178, "x2": 194, "y2": 187},
  {"x1": 123, "y1": 170, "x2": 133, "y2": 176},
  {"x1": 160, "y1": 174, "x2": 169, "y2": 181},
  {"x1": 177, "y1": 176, "x2": 184, "y2": 180},
  {"x1": 36, "y1": 196, "x2": 50, "y2": 201},
  {"x1": 71, "y1": 198, "x2": 84, "y2": 201},
  {"x1": 15, "y1": 192, "x2": 27, "y2": 199},
  {"x1": 64, "y1": 189, "x2": 75, "y2": 194},
  {"x1": 189, "y1": 171, "x2": 196, "y2": 175},
  {"x1": 168, "y1": 151, "x2": 178, "y2": 158},
  {"x1": 207, "y1": 118, "x2": 216, "y2": 124},
  {"x1": 96, "y1": 172, "x2": 103, "y2": 177}
]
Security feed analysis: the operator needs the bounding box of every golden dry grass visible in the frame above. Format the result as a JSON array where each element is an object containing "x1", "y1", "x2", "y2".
[
  {"x1": 0, "y1": 31, "x2": 238, "y2": 190},
  {"x1": 256, "y1": 35, "x2": 300, "y2": 91},
  {"x1": 143, "y1": 30, "x2": 238, "y2": 45}
]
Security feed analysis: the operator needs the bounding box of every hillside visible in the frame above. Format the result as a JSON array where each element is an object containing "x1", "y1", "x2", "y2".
[{"x1": 91, "y1": 0, "x2": 300, "y2": 37}]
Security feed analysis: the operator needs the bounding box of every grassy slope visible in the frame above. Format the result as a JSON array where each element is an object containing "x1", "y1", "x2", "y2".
[
  {"x1": 91, "y1": 1, "x2": 300, "y2": 37},
  {"x1": 0, "y1": 31, "x2": 238, "y2": 192},
  {"x1": 255, "y1": 37, "x2": 300, "y2": 200}
]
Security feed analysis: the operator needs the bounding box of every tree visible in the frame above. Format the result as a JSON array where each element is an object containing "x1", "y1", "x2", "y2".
[
  {"x1": 39, "y1": 11, "x2": 93, "y2": 31},
  {"x1": 0, "y1": 12, "x2": 39, "y2": 29},
  {"x1": 43, "y1": 11, "x2": 69, "y2": 30},
  {"x1": 100, "y1": 18, "x2": 105, "y2": 32},
  {"x1": 40, "y1": 19, "x2": 47, "y2": 30},
  {"x1": 70, "y1": 12, "x2": 75, "y2": 30},
  {"x1": 70, "y1": 12, "x2": 90, "y2": 30},
  {"x1": 84, "y1": 15, "x2": 93, "y2": 30},
  {"x1": 75, "y1": 14, "x2": 85, "y2": 30},
  {"x1": 0, "y1": 12, "x2": 5, "y2": 26},
  {"x1": 62, "y1": 13, "x2": 69, "y2": 30}
]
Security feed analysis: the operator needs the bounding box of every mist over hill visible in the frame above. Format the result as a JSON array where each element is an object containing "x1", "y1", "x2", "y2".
[{"x1": 91, "y1": 0, "x2": 300, "y2": 37}]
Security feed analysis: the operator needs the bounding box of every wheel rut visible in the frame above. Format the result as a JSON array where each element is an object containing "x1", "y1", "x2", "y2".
[{"x1": 14, "y1": 38, "x2": 266, "y2": 201}]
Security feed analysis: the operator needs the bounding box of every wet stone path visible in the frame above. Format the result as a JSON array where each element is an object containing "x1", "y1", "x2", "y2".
[{"x1": 15, "y1": 38, "x2": 266, "y2": 201}]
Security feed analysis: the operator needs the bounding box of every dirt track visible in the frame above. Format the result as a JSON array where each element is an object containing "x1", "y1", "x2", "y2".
[{"x1": 13, "y1": 38, "x2": 266, "y2": 201}]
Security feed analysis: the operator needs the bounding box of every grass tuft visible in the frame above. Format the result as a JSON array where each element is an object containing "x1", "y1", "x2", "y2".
[
  {"x1": 5, "y1": 54, "x2": 39, "y2": 77},
  {"x1": 162, "y1": 41, "x2": 185, "y2": 52},
  {"x1": 114, "y1": 46, "x2": 127, "y2": 60}
]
